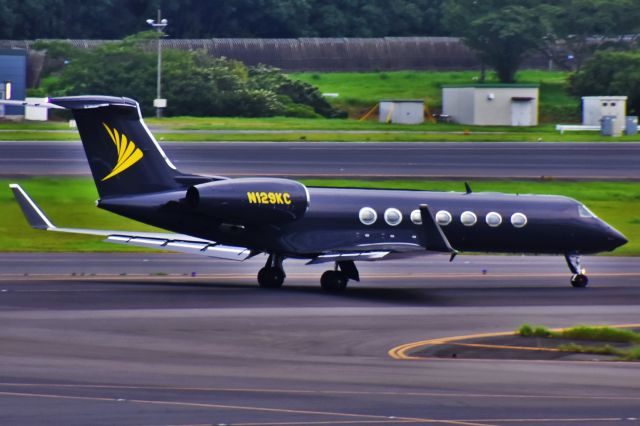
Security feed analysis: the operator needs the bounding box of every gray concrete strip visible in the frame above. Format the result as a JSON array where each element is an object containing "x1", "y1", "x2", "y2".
[
  {"x1": 0, "y1": 253, "x2": 639, "y2": 425},
  {"x1": 1, "y1": 141, "x2": 638, "y2": 180}
]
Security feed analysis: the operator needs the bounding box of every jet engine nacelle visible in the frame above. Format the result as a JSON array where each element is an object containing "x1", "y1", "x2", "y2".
[{"x1": 186, "y1": 178, "x2": 309, "y2": 225}]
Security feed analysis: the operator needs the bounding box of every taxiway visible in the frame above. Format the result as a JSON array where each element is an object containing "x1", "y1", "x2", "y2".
[
  {"x1": 1, "y1": 141, "x2": 638, "y2": 179},
  {"x1": 0, "y1": 253, "x2": 638, "y2": 425}
]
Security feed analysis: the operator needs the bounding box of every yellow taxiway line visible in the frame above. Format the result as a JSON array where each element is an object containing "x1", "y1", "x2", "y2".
[{"x1": 389, "y1": 324, "x2": 640, "y2": 361}]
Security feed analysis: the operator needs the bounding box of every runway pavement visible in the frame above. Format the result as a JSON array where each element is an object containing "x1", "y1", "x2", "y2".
[
  {"x1": 0, "y1": 253, "x2": 639, "y2": 425},
  {"x1": 1, "y1": 141, "x2": 639, "y2": 180}
]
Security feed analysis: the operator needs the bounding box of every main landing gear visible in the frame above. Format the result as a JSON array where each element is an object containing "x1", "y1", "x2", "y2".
[
  {"x1": 321, "y1": 260, "x2": 360, "y2": 292},
  {"x1": 565, "y1": 253, "x2": 589, "y2": 288},
  {"x1": 257, "y1": 255, "x2": 360, "y2": 292},
  {"x1": 257, "y1": 254, "x2": 285, "y2": 288}
]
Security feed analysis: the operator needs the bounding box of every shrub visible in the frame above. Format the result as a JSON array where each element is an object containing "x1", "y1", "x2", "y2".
[
  {"x1": 32, "y1": 33, "x2": 340, "y2": 118},
  {"x1": 570, "y1": 50, "x2": 640, "y2": 115}
]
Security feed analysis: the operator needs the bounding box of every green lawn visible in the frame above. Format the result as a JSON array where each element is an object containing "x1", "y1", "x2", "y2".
[
  {"x1": 2, "y1": 178, "x2": 637, "y2": 255},
  {"x1": 291, "y1": 69, "x2": 579, "y2": 121}
]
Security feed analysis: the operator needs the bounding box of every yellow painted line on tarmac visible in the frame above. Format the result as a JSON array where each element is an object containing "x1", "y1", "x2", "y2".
[
  {"x1": 0, "y1": 390, "x2": 496, "y2": 426},
  {"x1": 449, "y1": 343, "x2": 560, "y2": 352},
  {"x1": 389, "y1": 324, "x2": 640, "y2": 361}
]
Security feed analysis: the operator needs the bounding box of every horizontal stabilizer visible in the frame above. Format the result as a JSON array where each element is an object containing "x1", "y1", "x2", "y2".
[
  {"x1": 0, "y1": 99, "x2": 65, "y2": 109},
  {"x1": 10, "y1": 184, "x2": 253, "y2": 261},
  {"x1": 10, "y1": 184, "x2": 55, "y2": 230},
  {"x1": 419, "y1": 204, "x2": 457, "y2": 253}
]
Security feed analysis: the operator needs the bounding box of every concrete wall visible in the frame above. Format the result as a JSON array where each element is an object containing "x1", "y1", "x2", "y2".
[
  {"x1": 582, "y1": 96, "x2": 627, "y2": 126},
  {"x1": 379, "y1": 101, "x2": 424, "y2": 124},
  {"x1": 443, "y1": 86, "x2": 538, "y2": 126},
  {"x1": 473, "y1": 87, "x2": 538, "y2": 126},
  {"x1": 442, "y1": 87, "x2": 474, "y2": 124}
]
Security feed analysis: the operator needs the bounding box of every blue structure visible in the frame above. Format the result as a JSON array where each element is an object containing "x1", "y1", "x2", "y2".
[{"x1": 0, "y1": 49, "x2": 27, "y2": 116}]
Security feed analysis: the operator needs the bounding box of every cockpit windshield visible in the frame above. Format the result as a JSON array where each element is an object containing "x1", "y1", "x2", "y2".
[{"x1": 578, "y1": 204, "x2": 597, "y2": 218}]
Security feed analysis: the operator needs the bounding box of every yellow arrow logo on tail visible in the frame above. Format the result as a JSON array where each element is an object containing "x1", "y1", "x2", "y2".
[{"x1": 101, "y1": 122, "x2": 144, "y2": 181}]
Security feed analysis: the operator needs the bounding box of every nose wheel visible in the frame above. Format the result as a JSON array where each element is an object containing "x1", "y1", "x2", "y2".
[
  {"x1": 565, "y1": 253, "x2": 589, "y2": 288},
  {"x1": 257, "y1": 254, "x2": 286, "y2": 288},
  {"x1": 570, "y1": 273, "x2": 589, "y2": 288}
]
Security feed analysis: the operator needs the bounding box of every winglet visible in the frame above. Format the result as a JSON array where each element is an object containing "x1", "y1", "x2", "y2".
[
  {"x1": 419, "y1": 204, "x2": 457, "y2": 254},
  {"x1": 9, "y1": 184, "x2": 56, "y2": 230}
]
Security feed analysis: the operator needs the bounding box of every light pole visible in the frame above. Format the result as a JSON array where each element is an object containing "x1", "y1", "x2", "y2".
[{"x1": 146, "y1": 10, "x2": 168, "y2": 118}]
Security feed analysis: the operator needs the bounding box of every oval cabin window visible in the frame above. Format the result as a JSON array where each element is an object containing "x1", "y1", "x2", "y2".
[
  {"x1": 511, "y1": 212, "x2": 528, "y2": 228},
  {"x1": 410, "y1": 209, "x2": 422, "y2": 225},
  {"x1": 485, "y1": 212, "x2": 502, "y2": 227},
  {"x1": 359, "y1": 207, "x2": 377, "y2": 225},
  {"x1": 435, "y1": 210, "x2": 452, "y2": 226},
  {"x1": 384, "y1": 208, "x2": 403, "y2": 226},
  {"x1": 460, "y1": 211, "x2": 477, "y2": 227}
]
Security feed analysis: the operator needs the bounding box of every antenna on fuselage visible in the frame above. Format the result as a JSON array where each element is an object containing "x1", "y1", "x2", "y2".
[{"x1": 464, "y1": 181, "x2": 472, "y2": 194}]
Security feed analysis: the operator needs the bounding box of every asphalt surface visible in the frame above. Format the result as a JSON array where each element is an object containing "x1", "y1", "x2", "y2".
[
  {"x1": 1, "y1": 141, "x2": 639, "y2": 180},
  {"x1": 0, "y1": 253, "x2": 639, "y2": 425}
]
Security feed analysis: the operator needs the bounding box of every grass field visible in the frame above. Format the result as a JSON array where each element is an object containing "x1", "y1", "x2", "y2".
[
  {"x1": 2, "y1": 178, "x2": 637, "y2": 255},
  {"x1": 2, "y1": 129, "x2": 637, "y2": 142},
  {"x1": 291, "y1": 70, "x2": 579, "y2": 121}
]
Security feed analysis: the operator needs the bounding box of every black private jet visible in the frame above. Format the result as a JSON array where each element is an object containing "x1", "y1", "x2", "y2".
[{"x1": 7, "y1": 96, "x2": 627, "y2": 291}]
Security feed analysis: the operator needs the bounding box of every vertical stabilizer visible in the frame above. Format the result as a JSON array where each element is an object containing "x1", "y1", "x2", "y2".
[{"x1": 49, "y1": 96, "x2": 182, "y2": 198}]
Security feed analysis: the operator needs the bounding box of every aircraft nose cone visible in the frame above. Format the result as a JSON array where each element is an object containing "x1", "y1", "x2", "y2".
[{"x1": 606, "y1": 227, "x2": 628, "y2": 250}]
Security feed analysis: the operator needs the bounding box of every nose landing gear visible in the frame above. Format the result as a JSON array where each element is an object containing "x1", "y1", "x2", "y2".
[
  {"x1": 257, "y1": 254, "x2": 286, "y2": 288},
  {"x1": 565, "y1": 253, "x2": 589, "y2": 288}
]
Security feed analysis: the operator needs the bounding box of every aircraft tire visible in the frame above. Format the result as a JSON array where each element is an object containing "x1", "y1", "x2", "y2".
[
  {"x1": 320, "y1": 270, "x2": 348, "y2": 292},
  {"x1": 570, "y1": 274, "x2": 589, "y2": 288},
  {"x1": 257, "y1": 267, "x2": 285, "y2": 288}
]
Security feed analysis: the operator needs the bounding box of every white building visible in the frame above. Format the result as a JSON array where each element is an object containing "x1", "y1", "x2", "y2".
[
  {"x1": 379, "y1": 100, "x2": 424, "y2": 124},
  {"x1": 582, "y1": 96, "x2": 628, "y2": 136},
  {"x1": 442, "y1": 85, "x2": 539, "y2": 126}
]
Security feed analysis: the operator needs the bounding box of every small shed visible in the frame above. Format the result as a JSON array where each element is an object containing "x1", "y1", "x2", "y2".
[
  {"x1": 0, "y1": 49, "x2": 27, "y2": 117},
  {"x1": 582, "y1": 96, "x2": 627, "y2": 126},
  {"x1": 379, "y1": 100, "x2": 424, "y2": 124},
  {"x1": 442, "y1": 84, "x2": 539, "y2": 126}
]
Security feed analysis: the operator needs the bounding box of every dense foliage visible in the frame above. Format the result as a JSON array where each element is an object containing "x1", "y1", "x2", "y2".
[
  {"x1": 4, "y1": 0, "x2": 640, "y2": 86},
  {"x1": 33, "y1": 34, "x2": 344, "y2": 118},
  {"x1": 444, "y1": 0, "x2": 552, "y2": 83},
  {"x1": 0, "y1": 0, "x2": 446, "y2": 39},
  {"x1": 570, "y1": 51, "x2": 640, "y2": 114},
  {"x1": 443, "y1": 0, "x2": 640, "y2": 83}
]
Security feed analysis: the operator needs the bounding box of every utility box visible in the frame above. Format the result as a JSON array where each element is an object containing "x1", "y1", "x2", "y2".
[
  {"x1": 601, "y1": 116, "x2": 616, "y2": 136},
  {"x1": 442, "y1": 85, "x2": 539, "y2": 126},
  {"x1": 582, "y1": 96, "x2": 627, "y2": 126},
  {"x1": 625, "y1": 116, "x2": 638, "y2": 135},
  {"x1": 379, "y1": 100, "x2": 424, "y2": 124}
]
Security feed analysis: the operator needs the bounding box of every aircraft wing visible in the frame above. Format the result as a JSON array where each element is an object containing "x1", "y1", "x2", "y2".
[{"x1": 10, "y1": 184, "x2": 253, "y2": 261}]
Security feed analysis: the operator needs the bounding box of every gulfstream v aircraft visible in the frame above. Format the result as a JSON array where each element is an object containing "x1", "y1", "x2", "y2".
[{"x1": 6, "y1": 96, "x2": 627, "y2": 291}]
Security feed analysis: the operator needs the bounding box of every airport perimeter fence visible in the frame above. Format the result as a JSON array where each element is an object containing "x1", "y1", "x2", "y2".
[{"x1": 1, "y1": 37, "x2": 551, "y2": 87}]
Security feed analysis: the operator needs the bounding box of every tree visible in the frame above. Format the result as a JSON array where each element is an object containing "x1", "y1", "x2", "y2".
[
  {"x1": 569, "y1": 50, "x2": 640, "y2": 114},
  {"x1": 541, "y1": 0, "x2": 640, "y2": 71},
  {"x1": 0, "y1": 0, "x2": 449, "y2": 39},
  {"x1": 443, "y1": 0, "x2": 553, "y2": 83},
  {"x1": 33, "y1": 33, "x2": 344, "y2": 118}
]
